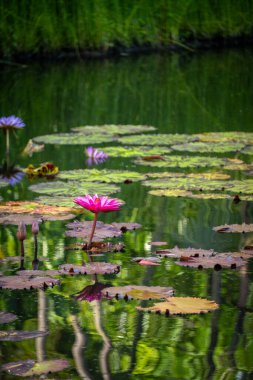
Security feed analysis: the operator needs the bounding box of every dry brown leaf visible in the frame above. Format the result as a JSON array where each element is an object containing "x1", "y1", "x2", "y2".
[
  {"x1": 136, "y1": 297, "x2": 219, "y2": 315},
  {"x1": 213, "y1": 223, "x2": 253, "y2": 233}
]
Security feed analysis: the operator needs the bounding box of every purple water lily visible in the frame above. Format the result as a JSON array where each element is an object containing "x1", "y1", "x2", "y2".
[
  {"x1": 0, "y1": 115, "x2": 25, "y2": 155},
  {"x1": 0, "y1": 162, "x2": 25, "y2": 186},
  {"x1": 0, "y1": 115, "x2": 25, "y2": 130},
  {"x1": 85, "y1": 146, "x2": 108, "y2": 166}
]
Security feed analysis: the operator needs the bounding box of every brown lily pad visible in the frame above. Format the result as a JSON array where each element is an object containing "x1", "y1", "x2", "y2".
[
  {"x1": 149, "y1": 241, "x2": 167, "y2": 246},
  {"x1": 0, "y1": 311, "x2": 18, "y2": 324},
  {"x1": 136, "y1": 297, "x2": 219, "y2": 315},
  {"x1": 131, "y1": 257, "x2": 161, "y2": 263},
  {"x1": 102, "y1": 285, "x2": 174, "y2": 300},
  {"x1": 213, "y1": 223, "x2": 253, "y2": 233},
  {"x1": 59, "y1": 262, "x2": 120, "y2": 275},
  {"x1": 0, "y1": 330, "x2": 48, "y2": 341},
  {"x1": 137, "y1": 260, "x2": 160, "y2": 266},
  {"x1": 82, "y1": 241, "x2": 125, "y2": 253},
  {"x1": 2, "y1": 359, "x2": 69, "y2": 377},
  {"x1": 156, "y1": 247, "x2": 215, "y2": 258},
  {"x1": 65, "y1": 220, "x2": 122, "y2": 240},
  {"x1": 110, "y1": 222, "x2": 142, "y2": 232},
  {"x1": 175, "y1": 255, "x2": 246, "y2": 270},
  {"x1": 0, "y1": 276, "x2": 60, "y2": 289}
]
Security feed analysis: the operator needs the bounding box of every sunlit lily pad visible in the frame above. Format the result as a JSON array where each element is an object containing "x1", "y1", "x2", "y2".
[
  {"x1": 136, "y1": 297, "x2": 219, "y2": 315},
  {"x1": 71, "y1": 124, "x2": 156, "y2": 135},
  {"x1": 58, "y1": 169, "x2": 146, "y2": 183},
  {"x1": 118, "y1": 133, "x2": 197, "y2": 145},
  {"x1": 0, "y1": 311, "x2": 18, "y2": 324},
  {"x1": 35, "y1": 195, "x2": 80, "y2": 208},
  {"x1": 149, "y1": 189, "x2": 253, "y2": 201},
  {"x1": 213, "y1": 223, "x2": 253, "y2": 233},
  {"x1": 33, "y1": 132, "x2": 116, "y2": 145},
  {"x1": 0, "y1": 330, "x2": 48, "y2": 341},
  {"x1": 196, "y1": 131, "x2": 253, "y2": 144},
  {"x1": 102, "y1": 145, "x2": 171, "y2": 157},
  {"x1": 59, "y1": 262, "x2": 120, "y2": 275},
  {"x1": 149, "y1": 189, "x2": 194, "y2": 198},
  {"x1": 0, "y1": 200, "x2": 78, "y2": 215},
  {"x1": 134, "y1": 155, "x2": 231, "y2": 168},
  {"x1": 29, "y1": 180, "x2": 120, "y2": 196},
  {"x1": 156, "y1": 247, "x2": 215, "y2": 258},
  {"x1": 0, "y1": 276, "x2": 60, "y2": 289},
  {"x1": 143, "y1": 177, "x2": 231, "y2": 192},
  {"x1": 228, "y1": 179, "x2": 253, "y2": 194},
  {"x1": 172, "y1": 141, "x2": 245, "y2": 153},
  {"x1": 2, "y1": 359, "x2": 69, "y2": 377},
  {"x1": 176, "y1": 255, "x2": 246, "y2": 269},
  {"x1": 103, "y1": 285, "x2": 174, "y2": 300}
]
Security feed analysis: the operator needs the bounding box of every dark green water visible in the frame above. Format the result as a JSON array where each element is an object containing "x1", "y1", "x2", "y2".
[{"x1": 0, "y1": 50, "x2": 253, "y2": 379}]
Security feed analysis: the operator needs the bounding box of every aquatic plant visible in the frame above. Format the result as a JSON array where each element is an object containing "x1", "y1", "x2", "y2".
[
  {"x1": 74, "y1": 194, "x2": 124, "y2": 248},
  {"x1": 85, "y1": 146, "x2": 108, "y2": 166},
  {"x1": 0, "y1": 161, "x2": 25, "y2": 186},
  {"x1": 0, "y1": 115, "x2": 25, "y2": 155}
]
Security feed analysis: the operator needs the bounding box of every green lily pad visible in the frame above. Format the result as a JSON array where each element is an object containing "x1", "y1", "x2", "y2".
[
  {"x1": 102, "y1": 145, "x2": 171, "y2": 157},
  {"x1": 118, "y1": 133, "x2": 197, "y2": 146},
  {"x1": 228, "y1": 179, "x2": 253, "y2": 194},
  {"x1": 58, "y1": 169, "x2": 146, "y2": 183},
  {"x1": 29, "y1": 180, "x2": 120, "y2": 196},
  {"x1": 149, "y1": 189, "x2": 253, "y2": 201},
  {"x1": 0, "y1": 200, "x2": 79, "y2": 215},
  {"x1": 0, "y1": 311, "x2": 18, "y2": 324},
  {"x1": 172, "y1": 141, "x2": 245, "y2": 153},
  {"x1": 33, "y1": 132, "x2": 116, "y2": 145},
  {"x1": 0, "y1": 330, "x2": 48, "y2": 341},
  {"x1": 146, "y1": 172, "x2": 230, "y2": 180},
  {"x1": 143, "y1": 177, "x2": 231, "y2": 192},
  {"x1": 71, "y1": 124, "x2": 156, "y2": 135},
  {"x1": 134, "y1": 155, "x2": 231, "y2": 168},
  {"x1": 241, "y1": 145, "x2": 253, "y2": 155},
  {"x1": 102, "y1": 285, "x2": 174, "y2": 300},
  {"x1": 2, "y1": 359, "x2": 70, "y2": 377},
  {"x1": 195, "y1": 132, "x2": 253, "y2": 144},
  {"x1": 35, "y1": 196, "x2": 82, "y2": 208}
]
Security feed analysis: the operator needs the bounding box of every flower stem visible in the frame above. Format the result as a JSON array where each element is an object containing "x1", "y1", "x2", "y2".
[
  {"x1": 87, "y1": 213, "x2": 98, "y2": 249},
  {"x1": 6, "y1": 129, "x2": 10, "y2": 156}
]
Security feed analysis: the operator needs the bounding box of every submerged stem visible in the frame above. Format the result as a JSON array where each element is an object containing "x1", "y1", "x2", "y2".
[
  {"x1": 87, "y1": 213, "x2": 98, "y2": 249},
  {"x1": 6, "y1": 129, "x2": 10, "y2": 156}
]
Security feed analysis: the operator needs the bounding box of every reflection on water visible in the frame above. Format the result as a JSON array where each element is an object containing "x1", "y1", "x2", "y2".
[{"x1": 1, "y1": 50, "x2": 253, "y2": 379}]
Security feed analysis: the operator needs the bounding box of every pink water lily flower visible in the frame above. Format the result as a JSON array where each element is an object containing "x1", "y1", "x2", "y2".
[
  {"x1": 85, "y1": 146, "x2": 108, "y2": 160},
  {"x1": 74, "y1": 194, "x2": 123, "y2": 213},
  {"x1": 74, "y1": 194, "x2": 124, "y2": 248}
]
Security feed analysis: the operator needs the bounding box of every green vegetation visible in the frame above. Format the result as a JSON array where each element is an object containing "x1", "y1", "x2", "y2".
[{"x1": 1, "y1": 0, "x2": 253, "y2": 58}]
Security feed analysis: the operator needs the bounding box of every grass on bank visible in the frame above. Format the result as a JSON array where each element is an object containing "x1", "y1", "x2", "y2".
[{"x1": 1, "y1": 0, "x2": 253, "y2": 57}]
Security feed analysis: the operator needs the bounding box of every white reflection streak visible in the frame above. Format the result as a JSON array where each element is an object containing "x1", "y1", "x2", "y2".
[
  {"x1": 36, "y1": 289, "x2": 47, "y2": 362},
  {"x1": 70, "y1": 315, "x2": 92, "y2": 380},
  {"x1": 91, "y1": 301, "x2": 111, "y2": 380}
]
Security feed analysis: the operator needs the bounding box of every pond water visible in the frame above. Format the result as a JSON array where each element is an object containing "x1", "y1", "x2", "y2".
[{"x1": 0, "y1": 49, "x2": 253, "y2": 379}]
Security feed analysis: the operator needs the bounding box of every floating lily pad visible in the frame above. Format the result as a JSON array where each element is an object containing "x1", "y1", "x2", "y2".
[
  {"x1": 71, "y1": 124, "x2": 156, "y2": 135},
  {"x1": 0, "y1": 200, "x2": 78, "y2": 215},
  {"x1": 58, "y1": 169, "x2": 146, "y2": 183},
  {"x1": 102, "y1": 145, "x2": 171, "y2": 157},
  {"x1": 65, "y1": 221, "x2": 122, "y2": 240},
  {"x1": 110, "y1": 222, "x2": 142, "y2": 231},
  {"x1": 103, "y1": 285, "x2": 174, "y2": 300},
  {"x1": 35, "y1": 195, "x2": 82, "y2": 208},
  {"x1": 82, "y1": 241, "x2": 125, "y2": 254},
  {"x1": 213, "y1": 223, "x2": 253, "y2": 233},
  {"x1": 149, "y1": 189, "x2": 194, "y2": 198},
  {"x1": 131, "y1": 257, "x2": 161, "y2": 263},
  {"x1": 196, "y1": 132, "x2": 253, "y2": 144},
  {"x1": 134, "y1": 155, "x2": 231, "y2": 168},
  {"x1": 228, "y1": 179, "x2": 253, "y2": 195},
  {"x1": 118, "y1": 134, "x2": 197, "y2": 146},
  {"x1": 241, "y1": 145, "x2": 253, "y2": 155},
  {"x1": 33, "y1": 132, "x2": 116, "y2": 145},
  {"x1": 29, "y1": 180, "x2": 120, "y2": 197},
  {"x1": 156, "y1": 247, "x2": 215, "y2": 258},
  {"x1": 149, "y1": 189, "x2": 253, "y2": 201},
  {"x1": 0, "y1": 276, "x2": 60, "y2": 289},
  {"x1": 0, "y1": 214, "x2": 43, "y2": 225},
  {"x1": 2, "y1": 359, "x2": 69, "y2": 377},
  {"x1": 0, "y1": 256, "x2": 21, "y2": 263},
  {"x1": 176, "y1": 255, "x2": 246, "y2": 269},
  {"x1": 172, "y1": 141, "x2": 245, "y2": 153},
  {"x1": 0, "y1": 330, "x2": 48, "y2": 341},
  {"x1": 0, "y1": 312, "x2": 18, "y2": 324},
  {"x1": 136, "y1": 297, "x2": 219, "y2": 315},
  {"x1": 143, "y1": 177, "x2": 231, "y2": 192},
  {"x1": 59, "y1": 262, "x2": 120, "y2": 275},
  {"x1": 149, "y1": 241, "x2": 167, "y2": 246}
]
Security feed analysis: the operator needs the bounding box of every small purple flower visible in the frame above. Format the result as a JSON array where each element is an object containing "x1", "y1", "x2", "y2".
[
  {"x1": 0, "y1": 115, "x2": 25, "y2": 130},
  {"x1": 0, "y1": 162, "x2": 25, "y2": 186},
  {"x1": 85, "y1": 146, "x2": 108, "y2": 160}
]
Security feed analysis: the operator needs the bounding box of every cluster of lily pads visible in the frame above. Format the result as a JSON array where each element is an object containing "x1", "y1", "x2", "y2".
[{"x1": 1, "y1": 120, "x2": 253, "y2": 377}]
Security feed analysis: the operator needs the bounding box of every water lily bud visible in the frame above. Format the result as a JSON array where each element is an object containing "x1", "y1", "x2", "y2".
[
  {"x1": 32, "y1": 220, "x2": 39, "y2": 235},
  {"x1": 17, "y1": 222, "x2": 27, "y2": 241}
]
